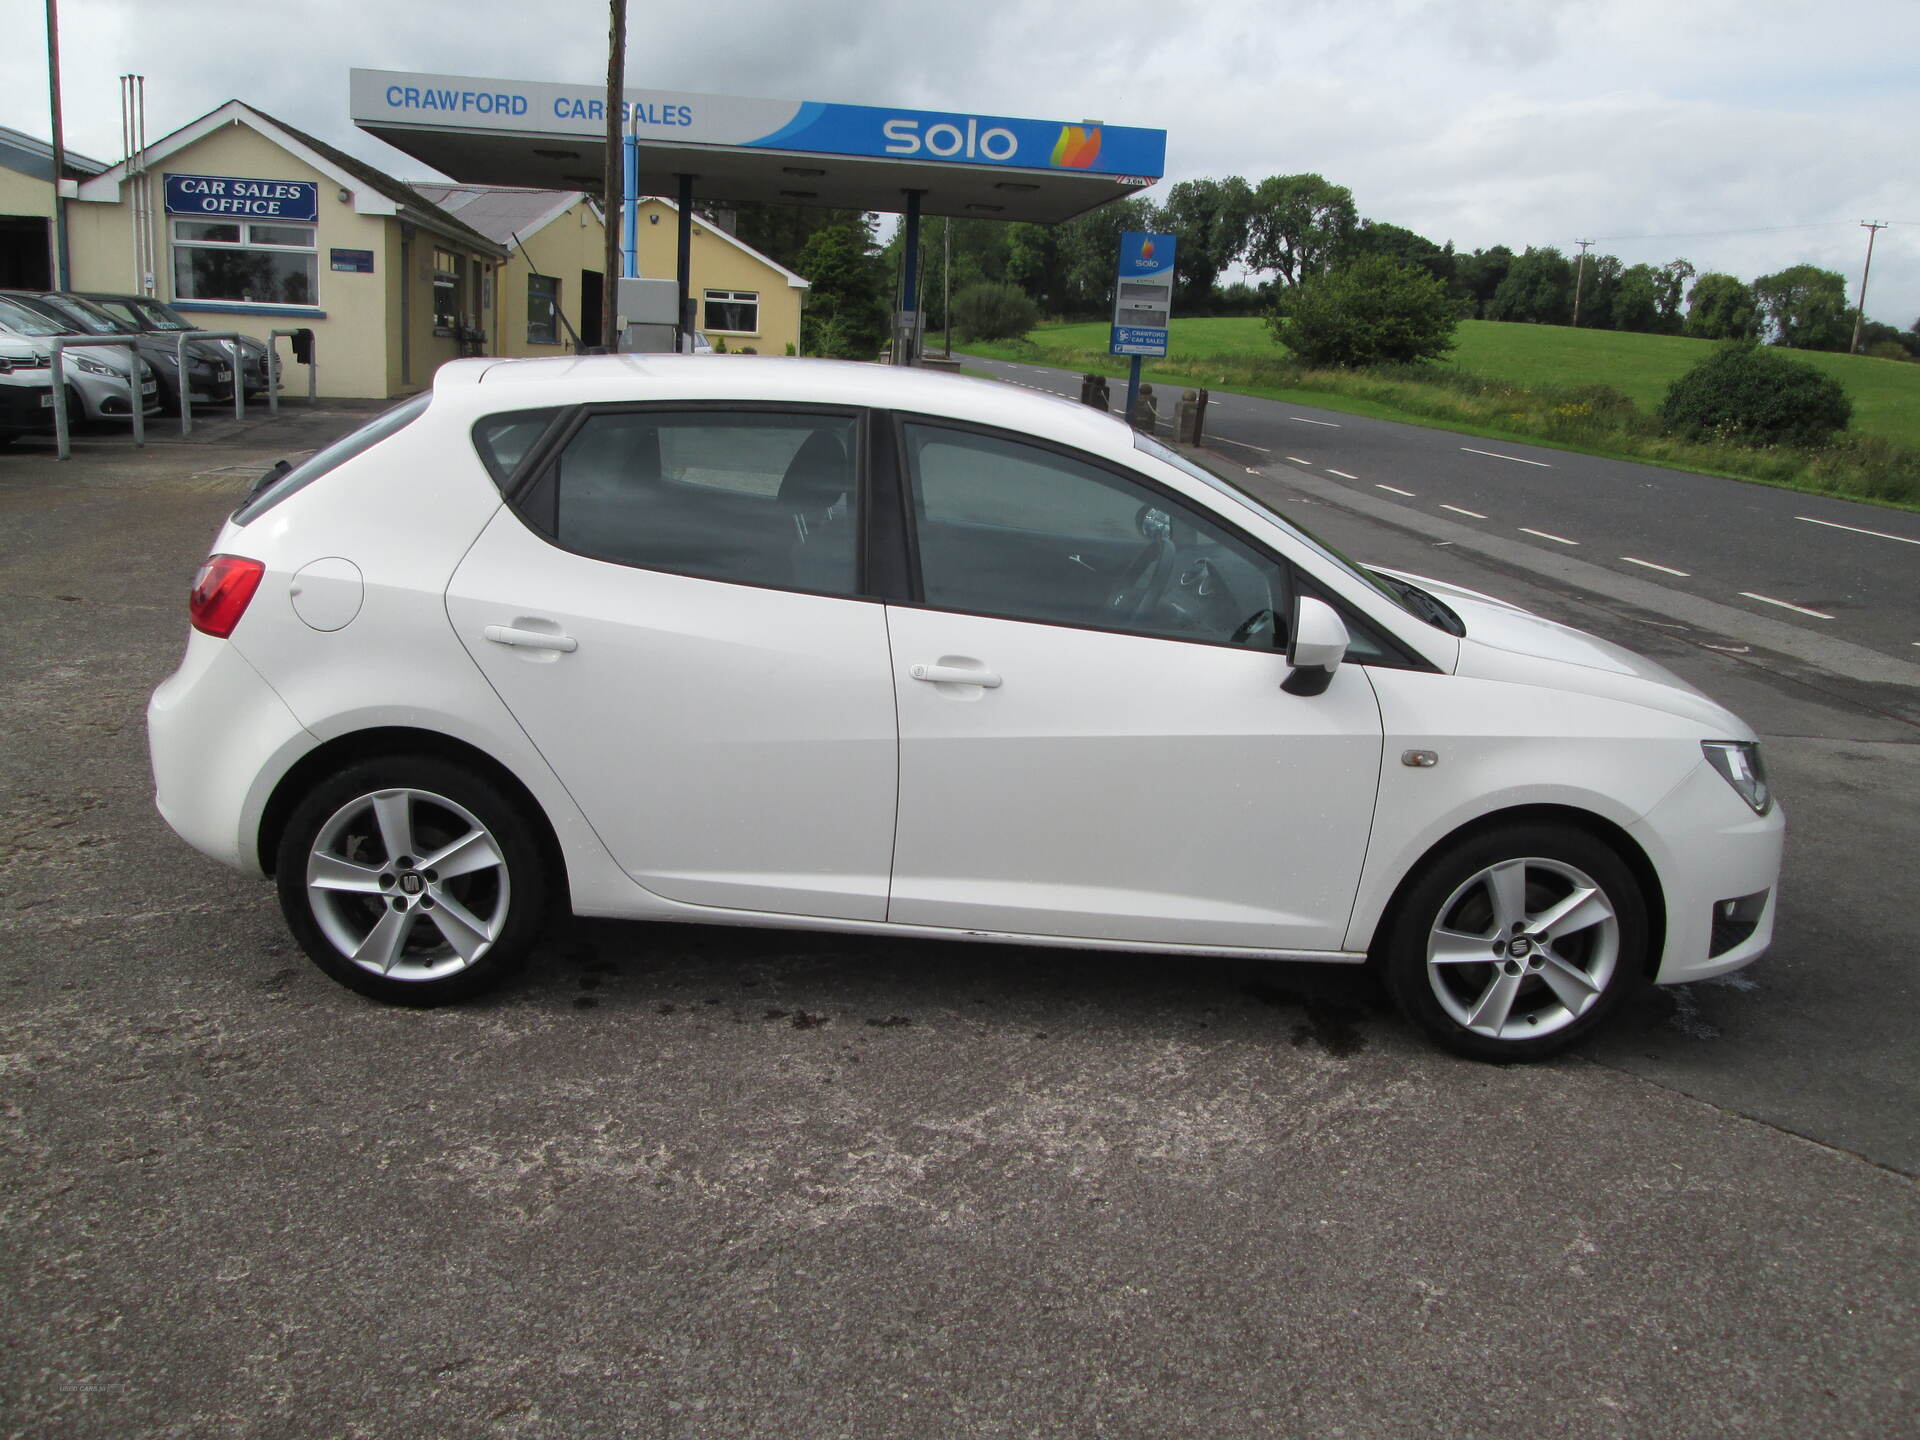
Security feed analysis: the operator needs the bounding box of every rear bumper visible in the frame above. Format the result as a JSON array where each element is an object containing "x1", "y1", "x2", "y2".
[{"x1": 148, "y1": 633, "x2": 314, "y2": 876}]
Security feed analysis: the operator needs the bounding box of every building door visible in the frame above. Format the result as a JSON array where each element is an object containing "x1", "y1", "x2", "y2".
[
  {"x1": 579, "y1": 269, "x2": 602, "y2": 350},
  {"x1": 0, "y1": 216, "x2": 52, "y2": 289}
]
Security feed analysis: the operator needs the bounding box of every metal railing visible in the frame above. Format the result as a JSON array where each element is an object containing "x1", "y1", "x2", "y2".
[
  {"x1": 50, "y1": 336, "x2": 155, "y2": 460},
  {"x1": 174, "y1": 331, "x2": 248, "y2": 439},
  {"x1": 266, "y1": 329, "x2": 317, "y2": 414}
]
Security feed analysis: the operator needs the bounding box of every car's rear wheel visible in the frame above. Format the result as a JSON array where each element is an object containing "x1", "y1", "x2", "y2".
[
  {"x1": 275, "y1": 755, "x2": 549, "y2": 1005},
  {"x1": 1381, "y1": 823, "x2": 1647, "y2": 1062}
]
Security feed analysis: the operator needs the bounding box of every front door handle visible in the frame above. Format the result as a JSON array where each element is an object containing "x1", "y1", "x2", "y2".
[
  {"x1": 910, "y1": 661, "x2": 1001, "y2": 688},
  {"x1": 484, "y1": 623, "x2": 578, "y2": 653}
]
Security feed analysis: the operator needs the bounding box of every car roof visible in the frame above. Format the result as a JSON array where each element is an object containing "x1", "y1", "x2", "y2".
[{"x1": 435, "y1": 353, "x2": 1137, "y2": 460}]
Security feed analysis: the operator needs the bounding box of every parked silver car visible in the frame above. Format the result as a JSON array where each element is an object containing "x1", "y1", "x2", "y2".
[
  {"x1": 0, "y1": 295, "x2": 159, "y2": 423},
  {"x1": 7, "y1": 291, "x2": 232, "y2": 409}
]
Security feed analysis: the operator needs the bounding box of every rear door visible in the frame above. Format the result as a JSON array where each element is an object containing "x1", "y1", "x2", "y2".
[{"x1": 447, "y1": 405, "x2": 900, "y2": 921}]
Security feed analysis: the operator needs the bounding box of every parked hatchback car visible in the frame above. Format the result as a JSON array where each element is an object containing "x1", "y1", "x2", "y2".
[
  {"x1": 0, "y1": 330, "x2": 56, "y2": 445},
  {"x1": 148, "y1": 357, "x2": 1782, "y2": 1061},
  {"x1": 75, "y1": 290, "x2": 276, "y2": 398},
  {"x1": 2, "y1": 290, "x2": 231, "y2": 411},
  {"x1": 0, "y1": 294, "x2": 158, "y2": 423}
]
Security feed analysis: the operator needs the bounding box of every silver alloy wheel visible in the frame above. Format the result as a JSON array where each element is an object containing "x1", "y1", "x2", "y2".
[
  {"x1": 1424, "y1": 856, "x2": 1620, "y2": 1041},
  {"x1": 304, "y1": 786, "x2": 512, "y2": 982}
]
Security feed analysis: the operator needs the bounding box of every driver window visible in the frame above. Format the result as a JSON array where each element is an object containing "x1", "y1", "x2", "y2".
[{"x1": 903, "y1": 422, "x2": 1293, "y2": 647}]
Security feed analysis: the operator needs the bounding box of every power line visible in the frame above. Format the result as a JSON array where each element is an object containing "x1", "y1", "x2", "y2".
[{"x1": 1584, "y1": 220, "x2": 1861, "y2": 243}]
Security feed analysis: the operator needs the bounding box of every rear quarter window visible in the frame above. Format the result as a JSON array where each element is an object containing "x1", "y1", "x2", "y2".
[
  {"x1": 472, "y1": 408, "x2": 563, "y2": 489},
  {"x1": 231, "y1": 392, "x2": 431, "y2": 525}
]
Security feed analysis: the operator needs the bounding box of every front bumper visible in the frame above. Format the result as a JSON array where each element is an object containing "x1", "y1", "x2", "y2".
[{"x1": 1629, "y1": 759, "x2": 1786, "y2": 985}]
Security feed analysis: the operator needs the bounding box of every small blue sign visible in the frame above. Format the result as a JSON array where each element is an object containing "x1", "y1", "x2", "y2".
[
  {"x1": 164, "y1": 173, "x2": 319, "y2": 222},
  {"x1": 330, "y1": 248, "x2": 375, "y2": 274},
  {"x1": 1111, "y1": 326, "x2": 1168, "y2": 356}
]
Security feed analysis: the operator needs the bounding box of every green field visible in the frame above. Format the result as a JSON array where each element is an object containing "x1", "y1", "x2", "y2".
[{"x1": 981, "y1": 317, "x2": 1920, "y2": 450}]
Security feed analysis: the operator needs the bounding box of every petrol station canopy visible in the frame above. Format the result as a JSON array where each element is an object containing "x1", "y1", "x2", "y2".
[{"x1": 350, "y1": 70, "x2": 1166, "y2": 224}]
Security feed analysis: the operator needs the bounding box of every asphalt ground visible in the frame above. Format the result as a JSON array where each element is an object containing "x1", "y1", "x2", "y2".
[{"x1": 1, "y1": 405, "x2": 1915, "y2": 1438}]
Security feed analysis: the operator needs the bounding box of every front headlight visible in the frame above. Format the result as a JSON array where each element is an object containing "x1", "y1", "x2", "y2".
[
  {"x1": 1702, "y1": 741, "x2": 1772, "y2": 815},
  {"x1": 73, "y1": 355, "x2": 124, "y2": 378}
]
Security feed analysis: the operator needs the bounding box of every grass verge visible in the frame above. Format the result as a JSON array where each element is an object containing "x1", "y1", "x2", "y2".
[{"x1": 959, "y1": 325, "x2": 1920, "y2": 511}]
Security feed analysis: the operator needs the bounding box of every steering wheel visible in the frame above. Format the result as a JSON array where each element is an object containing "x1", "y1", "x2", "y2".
[{"x1": 1106, "y1": 536, "x2": 1179, "y2": 622}]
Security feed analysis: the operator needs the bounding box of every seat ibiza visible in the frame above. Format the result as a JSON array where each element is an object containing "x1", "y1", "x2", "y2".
[{"x1": 148, "y1": 357, "x2": 1782, "y2": 1061}]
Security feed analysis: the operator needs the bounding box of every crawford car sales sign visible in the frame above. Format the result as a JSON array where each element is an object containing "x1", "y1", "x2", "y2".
[{"x1": 164, "y1": 173, "x2": 320, "y2": 222}]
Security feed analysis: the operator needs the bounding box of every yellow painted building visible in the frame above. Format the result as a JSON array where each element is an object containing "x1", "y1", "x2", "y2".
[
  {"x1": 64, "y1": 101, "x2": 506, "y2": 399},
  {"x1": 9, "y1": 101, "x2": 812, "y2": 398},
  {"x1": 415, "y1": 185, "x2": 808, "y2": 359}
]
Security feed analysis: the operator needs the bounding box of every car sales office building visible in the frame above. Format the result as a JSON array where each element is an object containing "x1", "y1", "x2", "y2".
[{"x1": 61, "y1": 100, "x2": 512, "y2": 399}]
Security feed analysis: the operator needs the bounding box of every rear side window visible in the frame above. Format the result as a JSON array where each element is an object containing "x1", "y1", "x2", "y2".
[
  {"x1": 472, "y1": 408, "x2": 561, "y2": 488},
  {"x1": 232, "y1": 392, "x2": 431, "y2": 525},
  {"x1": 538, "y1": 409, "x2": 861, "y2": 596}
]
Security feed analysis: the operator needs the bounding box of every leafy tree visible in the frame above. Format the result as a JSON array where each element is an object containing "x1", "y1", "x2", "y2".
[
  {"x1": 793, "y1": 220, "x2": 889, "y2": 360},
  {"x1": 726, "y1": 202, "x2": 873, "y2": 272},
  {"x1": 1003, "y1": 222, "x2": 1064, "y2": 310},
  {"x1": 1053, "y1": 196, "x2": 1161, "y2": 316},
  {"x1": 1246, "y1": 174, "x2": 1357, "y2": 287},
  {"x1": 1571, "y1": 253, "x2": 1622, "y2": 329},
  {"x1": 1610, "y1": 263, "x2": 1664, "y2": 333},
  {"x1": 1265, "y1": 254, "x2": 1457, "y2": 367},
  {"x1": 1685, "y1": 273, "x2": 1761, "y2": 341},
  {"x1": 1656, "y1": 259, "x2": 1696, "y2": 333},
  {"x1": 1348, "y1": 220, "x2": 1456, "y2": 290},
  {"x1": 950, "y1": 281, "x2": 1040, "y2": 341},
  {"x1": 1455, "y1": 246, "x2": 1515, "y2": 318},
  {"x1": 1752, "y1": 264, "x2": 1851, "y2": 350},
  {"x1": 1159, "y1": 176, "x2": 1254, "y2": 311},
  {"x1": 1486, "y1": 246, "x2": 1573, "y2": 325},
  {"x1": 1855, "y1": 319, "x2": 1920, "y2": 359},
  {"x1": 1660, "y1": 341, "x2": 1852, "y2": 447}
]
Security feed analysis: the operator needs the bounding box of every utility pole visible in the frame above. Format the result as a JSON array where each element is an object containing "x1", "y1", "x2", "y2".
[
  {"x1": 45, "y1": 0, "x2": 69, "y2": 289},
  {"x1": 599, "y1": 0, "x2": 626, "y2": 352},
  {"x1": 1850, "y1": 221, "x2": 1888, "y2": 355},
  {"x1": 1571, "y1": 238, "x2": 1593, "y2": 328},
  {"x1": 943, "y1": 217, "x2": 953, "y2": 357}
]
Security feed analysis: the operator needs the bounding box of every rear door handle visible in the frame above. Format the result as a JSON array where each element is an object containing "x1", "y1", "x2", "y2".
[
  {"x1": 910, "y1": 662, "x2": 1001, "y2": 688},
  {"x1": 484, "y1": 624, "x2": 578, "y2": 653}
]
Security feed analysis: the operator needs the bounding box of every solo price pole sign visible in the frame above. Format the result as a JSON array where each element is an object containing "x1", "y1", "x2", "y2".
[{"x1": 1111, "y1": 231, "x2": 1177, "y2": 424}]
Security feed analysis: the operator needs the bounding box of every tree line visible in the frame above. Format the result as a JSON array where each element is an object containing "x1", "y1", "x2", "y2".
[{"x1": 719, "y1": 178, "x2": 1916, "y2": 361}]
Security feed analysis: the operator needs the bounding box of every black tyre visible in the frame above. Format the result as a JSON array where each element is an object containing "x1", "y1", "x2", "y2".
[
  {"x1": 274, "y1": 754, "x2": 550, "y2": 1006},
  {"x1": 1381, "y1": 823, "x2": 1647, "y2": 1062}
]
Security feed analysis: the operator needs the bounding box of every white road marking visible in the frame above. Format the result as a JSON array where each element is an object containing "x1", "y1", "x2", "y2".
[
  {"x1": 1291, "y1": 416, "x2": 1341, "y2": 427},
  {"x1": 1210, "y1": 435, "x2": 1272, "y2": 453},
  {"x1": 1463, "y1": 446, "x2": 1552, "y2": 468},
  {"x1": 1287, "y1": 456, "x2": 1314, "y2": 465},
  {"x1": 1794, "y1": 515, "x2": 1920, "y2": 546},
  {"x1": 1520, "y1": 527, "x2": 1580, "y2": 545},
  {"x1": 1327, "y1": 469, "x2": 1359, "y2": 480},
  {"x1": 1703, "y1": 644, "x2": 1752, "y2": 654},
  {"x1": 1439, "y1": 504, "x2": 1487, "y2": 519},
  {"x1": 1740, "y1": 592, "x2": 1834, "y2": 620},
  {"x1": 1621, "y1": 556, "x2": 1691, "y2": 577},
  {"x1": 1376, "y1": 484, "x2": 1416, "y2": 496}
]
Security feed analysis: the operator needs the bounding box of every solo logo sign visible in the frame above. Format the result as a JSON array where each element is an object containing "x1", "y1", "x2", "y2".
[
  {"x1": 883, "y1": 117, "x2": 1019, "y2": 162},
  {"x1": 881, "y1": 118, "x2": 1104, "y2": 169}
]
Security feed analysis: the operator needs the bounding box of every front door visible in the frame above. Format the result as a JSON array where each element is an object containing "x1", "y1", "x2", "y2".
[
  {"x1": 885, "y1": 421, "x2": 1384, "y2": 950},
  {"x1": 447, "y1": 406, "x2": 898, "y2": 920}
]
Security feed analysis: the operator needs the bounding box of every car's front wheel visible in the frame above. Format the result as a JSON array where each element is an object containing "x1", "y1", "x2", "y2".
[
  {"x1": 1381, "y1": 823, "x2": 1647, "y2": 1062},
  {"x1": 275, "y1": 755, "x2": 549, "y2": 1005}
]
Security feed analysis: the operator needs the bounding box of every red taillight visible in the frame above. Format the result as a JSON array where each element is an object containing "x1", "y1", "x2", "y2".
[{"x1": 189, "y1": 554, "x2": 266, "y2": 638}]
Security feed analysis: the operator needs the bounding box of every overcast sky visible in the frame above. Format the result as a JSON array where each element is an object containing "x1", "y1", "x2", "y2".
[{"x1": 10, "y1": 0, "x2": 1918, "y2": 329}]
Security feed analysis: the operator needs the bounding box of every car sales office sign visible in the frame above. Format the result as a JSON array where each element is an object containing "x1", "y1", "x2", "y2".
[
  {"x1": 164, "y1": 174, "x2": 320, "y2": 222},
  {"x1": 1111, "y1": 232, "x2": 1177, "y2": 357}
]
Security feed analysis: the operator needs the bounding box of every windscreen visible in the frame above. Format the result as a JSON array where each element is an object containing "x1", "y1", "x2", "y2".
[{"x1": 0, "y1": 297, "x2": 70, "y2": 338}]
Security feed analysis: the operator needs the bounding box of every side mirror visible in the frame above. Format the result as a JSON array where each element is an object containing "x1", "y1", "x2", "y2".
[{"x1": 1282, "y1": 596, "x2": 1349, "y2": 696}]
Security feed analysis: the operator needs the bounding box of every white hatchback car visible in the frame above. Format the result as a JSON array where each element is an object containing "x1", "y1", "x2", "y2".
[{"x1": 149, "y1": 356, "x2": 1782, "y2": 1061}]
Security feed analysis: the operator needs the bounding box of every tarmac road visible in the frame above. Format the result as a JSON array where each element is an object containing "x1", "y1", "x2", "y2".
[{"x1": 0, "y1": 411, "x2": 1913, "y2": 1439}]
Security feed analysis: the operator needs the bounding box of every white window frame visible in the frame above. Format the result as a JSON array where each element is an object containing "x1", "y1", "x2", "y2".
[
  {"x1": 527, "y1": 273, "x2": 561, "y2": 346},
  {"x1": 702, "y1": 288, "x2": 760, "y2": 336},
  {"x1": 170, "y1": 216, "x2": 318, "y2": 307}
]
